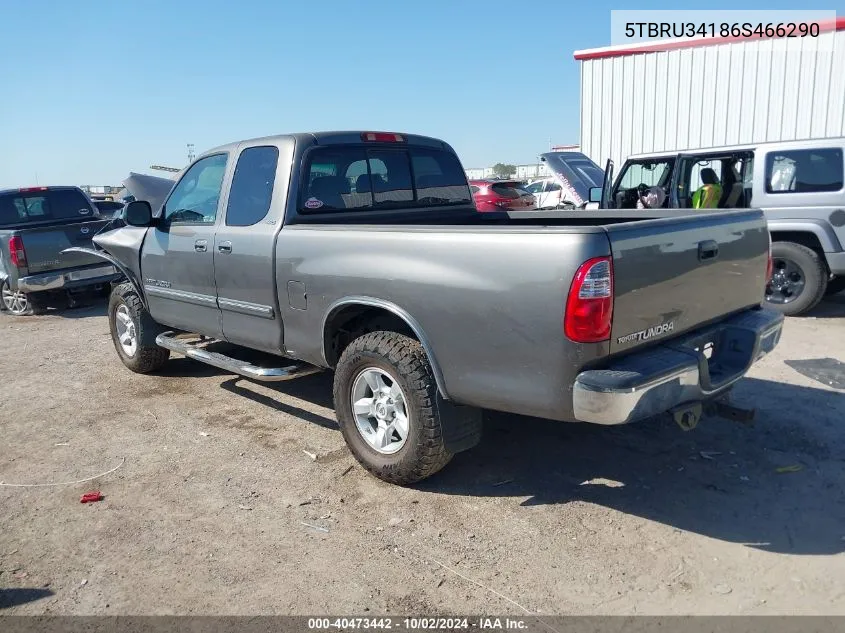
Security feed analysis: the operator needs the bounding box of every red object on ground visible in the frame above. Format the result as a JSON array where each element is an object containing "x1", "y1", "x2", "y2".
[{"x1": 80, "y1": 491, "x2": 103, "y2": 503}]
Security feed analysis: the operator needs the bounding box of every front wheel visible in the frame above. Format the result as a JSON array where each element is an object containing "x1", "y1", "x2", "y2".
[
  {"x1": 765, "y1": 242, "x2": 827, "y2": 316},
  {"x1": 333, "y1": 331, "x2": 453, "y2": 485},
  {"x1": 108, "y1": 282, "x2": 169, "y2": 373}
]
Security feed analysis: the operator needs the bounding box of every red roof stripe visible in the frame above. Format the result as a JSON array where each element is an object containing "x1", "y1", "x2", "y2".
[{"x1": 573, "y1": 16, "x2": 845, "y2": 61}]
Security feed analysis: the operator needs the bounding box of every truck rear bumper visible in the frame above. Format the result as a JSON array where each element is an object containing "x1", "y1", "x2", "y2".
[
  {"x1": 17, "y1": 264, "x2": 120, "y2": 293},
  {"x1": 573, "y1": 308, "x2": 783, "y2": 425}
]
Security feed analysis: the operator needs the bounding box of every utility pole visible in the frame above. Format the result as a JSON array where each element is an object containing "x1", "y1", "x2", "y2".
[{"x1": 187, "y1": 143, "x2": 196, "y2": 164}]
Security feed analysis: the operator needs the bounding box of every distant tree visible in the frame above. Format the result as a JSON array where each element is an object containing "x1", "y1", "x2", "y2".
[{"x1": 491, "y1": 163, "x2": 516, "y2": 178}]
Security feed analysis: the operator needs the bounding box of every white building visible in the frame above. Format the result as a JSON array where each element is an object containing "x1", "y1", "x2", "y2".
[
  {"x1": 464, "y1": 166, "x2": 494, "y2": 180},
  {"x1": 575, "y1": 17, "x2": 845, "y2": 169}
]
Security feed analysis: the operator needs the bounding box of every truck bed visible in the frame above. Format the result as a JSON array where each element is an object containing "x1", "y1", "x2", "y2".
[{"x1": 276, "y1": 207, "x2": 769, "y2": 421}]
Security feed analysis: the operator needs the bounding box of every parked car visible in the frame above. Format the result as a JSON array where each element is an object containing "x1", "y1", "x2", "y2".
[
  {"x1": 469, "y1": 179, "x2": 535, "y2": 211},
  {"x1": 591, "y1": 137, "x2": 845, "y2": 316},
  {"x1": 70, "y1": 130, "x2": 782, "y2": 485},
  {"x1": 0, "y1": 186, "x2": 121, "y2": 315}
]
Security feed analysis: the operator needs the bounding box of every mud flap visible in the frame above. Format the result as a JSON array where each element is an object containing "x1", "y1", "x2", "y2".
[{"x1": 435, "y1": 394, "x2": 483, "y2": 453}]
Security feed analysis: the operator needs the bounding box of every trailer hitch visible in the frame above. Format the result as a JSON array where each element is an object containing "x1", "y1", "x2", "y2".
[
  {"x1": 670, "y1": 398, "x2": 755, "y2": 431},
  {"x1": 707, "y1": 399, "x2": 756, "y2": 425}
]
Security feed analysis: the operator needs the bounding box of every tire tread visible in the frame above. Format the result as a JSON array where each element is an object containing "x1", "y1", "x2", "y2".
[
  {"x1": 109, "y1": 282, "x2": 169, "y2": 373},
  {"x1": 334, "y1": 331, "x2": 452, "y2": 485}
]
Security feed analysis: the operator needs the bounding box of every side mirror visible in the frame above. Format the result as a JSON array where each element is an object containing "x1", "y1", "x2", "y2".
[
  {"x1": 124, "y1": 200, "x2": 153, "y2": 227},
  {"x1": 588, "y1": 187, "x2": 602, "y2": 203}
]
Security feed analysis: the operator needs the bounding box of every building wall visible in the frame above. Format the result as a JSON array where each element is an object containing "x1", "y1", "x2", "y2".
[{"x1": 579, "y1": 29, "x2": 845, "y2": 168}]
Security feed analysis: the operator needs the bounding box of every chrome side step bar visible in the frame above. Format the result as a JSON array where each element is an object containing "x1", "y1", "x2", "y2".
[{"x1": 155, "y1": 332, "x2": 322, "y2": 382}]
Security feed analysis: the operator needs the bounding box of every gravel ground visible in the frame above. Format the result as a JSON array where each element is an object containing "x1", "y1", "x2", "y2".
[{"x1": 1, "y1": 295, "x2": 844, "y2": 615}]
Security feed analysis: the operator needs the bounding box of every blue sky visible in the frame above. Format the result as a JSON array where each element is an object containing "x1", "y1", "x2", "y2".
[{"x1": 0, "y1": 0, "x2": 836, "y2": 188}]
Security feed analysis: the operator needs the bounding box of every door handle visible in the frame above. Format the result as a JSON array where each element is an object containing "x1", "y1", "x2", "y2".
[
  {"x1": 194, "y1": 239, "x2": 207, "y2": 252},
  {"x1": 218, "y1": 241, "x2": 232, "y2": 254}
]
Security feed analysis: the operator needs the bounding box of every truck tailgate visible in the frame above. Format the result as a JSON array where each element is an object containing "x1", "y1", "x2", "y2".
[
  {"x1": 20, "y1": 219, "x2": 112, "y2": 273},
  {"x1": 606, "y1": 209, "x2": 769, "y2": 355}
]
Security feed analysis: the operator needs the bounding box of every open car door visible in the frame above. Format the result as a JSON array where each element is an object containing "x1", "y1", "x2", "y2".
[
  {"x1": 669, "y1": 153, "x2": 695, "y2": 208},
  {"x1": 600, "y1": 159, "x2": 614, "y2": 208}
]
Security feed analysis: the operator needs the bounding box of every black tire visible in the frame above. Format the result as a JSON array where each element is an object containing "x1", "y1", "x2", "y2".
[
  {"x1": 333, "y1": 331, "x2": 452, "y2": 485},
  {"x1": 108, "y1": 282, "x2": 169, "y2": 373},
  {"x1": 766, "y1": 242, "x2": 827, "y2": 316},
  {"x1": 824, "y1": 276, "x2": 845, "y2": 297}
]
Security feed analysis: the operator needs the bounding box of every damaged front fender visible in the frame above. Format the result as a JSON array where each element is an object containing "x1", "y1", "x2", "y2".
[{"x1": 62, "y1": 245, "x2": 147, "y2": 309}]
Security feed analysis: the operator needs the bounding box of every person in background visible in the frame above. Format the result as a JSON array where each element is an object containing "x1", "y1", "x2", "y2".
[
  {"x1": 636, "y1": 185, "x2": 666, "y2": 209},
  {"x1": 692, "y1": 168, "x2": 723, "y2": 209}
]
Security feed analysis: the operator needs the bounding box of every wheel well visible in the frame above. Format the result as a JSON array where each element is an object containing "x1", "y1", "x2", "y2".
[
  {"x1": 770, "y1": 231, "x2": 824, "y2": 255},
  {"x1": 323, "y1": 305, "x2": 417, "y2": 368}
]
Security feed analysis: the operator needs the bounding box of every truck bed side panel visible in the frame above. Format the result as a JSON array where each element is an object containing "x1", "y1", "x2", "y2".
[{"x1": 275, "y1": 226, "x2": 611, "y2": 421}]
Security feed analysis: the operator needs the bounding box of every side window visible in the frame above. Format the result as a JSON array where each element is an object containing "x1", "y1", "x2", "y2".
[
  {"x1": 547, "y1": 182, "x2": 562, "y2": 192},
  {"x1": 164, "y1": 153, "x2": 228, "y2": 224},
  {"x1": 225, "y1": 146, "x2": 279, "y2": 227},
  {"x1": 766, "y1": 148, "x2": 843, "y2": 193},
  {"x1": 524, "y1": 182, "x2": 543, "y2": 194}
]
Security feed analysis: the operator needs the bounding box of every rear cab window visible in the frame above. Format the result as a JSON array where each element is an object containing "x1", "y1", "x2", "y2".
[
  {"x1": 0, "y1": 188, "x2": 93, "y2": 226},
  {"x1": 300, "y1": 145, "x2": 472, "y2": 213}
]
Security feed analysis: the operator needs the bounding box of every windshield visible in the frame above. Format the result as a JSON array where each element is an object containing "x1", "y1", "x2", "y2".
[{"x1": 538, "y1": 152, "x2": 603, "y2": 203}]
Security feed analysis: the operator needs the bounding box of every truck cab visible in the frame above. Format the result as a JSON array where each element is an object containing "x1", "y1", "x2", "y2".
[{"x1": 595, "y1": 137, "x2": 845, "y2": 316}]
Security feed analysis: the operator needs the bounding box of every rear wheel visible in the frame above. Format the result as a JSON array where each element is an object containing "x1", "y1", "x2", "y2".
[
  {"x1": 765, "y1": 242, "x2": 827, "y2": 316},
  {"x1": 333, "y1": 331, "x2": 453, "y2": 485},
  {"x1": 108, "y1": 282, "x2": 169, "y2": 373},
  {"x1": 1, "y1": 280, "x2": 47, "y2": 316}
]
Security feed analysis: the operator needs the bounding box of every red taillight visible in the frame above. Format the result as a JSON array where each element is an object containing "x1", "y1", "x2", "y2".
[
  {"x1": 361, "y1": 132, "x2": 405, "y2": 143},
  {"x1": 19, "y1": 186, "x2": 47, "y2": 193},
  {"x1": 9, "y1": 236, "x2": 27, "y2": 268},
  {"x1": 565, "y1": 256, "x2": 613, "y2": 343}
]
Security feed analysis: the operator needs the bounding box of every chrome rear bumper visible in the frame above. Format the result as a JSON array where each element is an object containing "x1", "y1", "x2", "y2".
[
  {"x1": 17, "y1": 264, "x2": 120, "y2": 293},
  {"x1": 573, "y1": 308, "x2": 784, "y2": 425}
]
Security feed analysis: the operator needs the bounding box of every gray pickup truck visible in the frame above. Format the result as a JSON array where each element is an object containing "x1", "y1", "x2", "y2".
[
  {"x1": 70, "y1": 131, "x2": 783, "y2": 485},
  {"x1": 0, "y1": 186, "x2": 121, "y2": 315}
]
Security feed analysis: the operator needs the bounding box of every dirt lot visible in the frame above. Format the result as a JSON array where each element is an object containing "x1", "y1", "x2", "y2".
[{"x1": 1, "y1": 296, "x2": 844, "y2": 616}]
